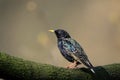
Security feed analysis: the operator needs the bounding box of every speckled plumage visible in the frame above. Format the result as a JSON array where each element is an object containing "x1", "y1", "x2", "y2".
[{"x1": 53, "y1": 29, "x2": 95, "y2": 73}]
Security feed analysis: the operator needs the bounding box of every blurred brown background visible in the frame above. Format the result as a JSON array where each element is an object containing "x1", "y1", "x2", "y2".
[{"x1": 0, "y1": 0, "x2": 120, "y2": 67}]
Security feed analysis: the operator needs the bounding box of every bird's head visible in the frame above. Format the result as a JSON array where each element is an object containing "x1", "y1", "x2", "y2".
[{"x1": 49, "y1": 29, "x2": 71, "y2": 39}]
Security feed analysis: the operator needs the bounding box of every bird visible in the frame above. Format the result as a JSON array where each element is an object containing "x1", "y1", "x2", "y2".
[{"x1": 49, "y1": 29, "x2": 95, "y2": 73}]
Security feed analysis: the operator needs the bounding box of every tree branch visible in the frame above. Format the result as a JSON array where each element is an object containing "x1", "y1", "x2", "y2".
[{"x1": 0, "y1": 52, "x2": 120, "y2": 80}]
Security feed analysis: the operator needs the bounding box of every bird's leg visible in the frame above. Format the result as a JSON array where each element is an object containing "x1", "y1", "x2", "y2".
[{"x1": 67, "y1": 61, "x2": 79, "y2": 69}]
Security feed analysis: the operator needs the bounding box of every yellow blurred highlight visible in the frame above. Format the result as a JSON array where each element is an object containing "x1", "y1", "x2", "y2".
[
  {"x1": 26, "y1": 1, "x2": 37, "y2": 11},
  {"x1": 37, "y1": 32, "x2": 49, "y2": 47},
  {"x1": 48, "y1": 30, "x2": 55, "y2": 32},
  {"x1": 109, "y1": 13, "x2": 120, "y2": 24}
]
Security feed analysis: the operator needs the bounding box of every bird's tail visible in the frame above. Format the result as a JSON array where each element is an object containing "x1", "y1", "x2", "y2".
[
  {"x1": 85, "y1": 61, "x2": 95, "y2": 73},
  {"x1": 81, "y1": 59, "x2": 95, "y2": 73},
  {"x1": 90, "y1": 68, "x2": 95, "y2": 73}
]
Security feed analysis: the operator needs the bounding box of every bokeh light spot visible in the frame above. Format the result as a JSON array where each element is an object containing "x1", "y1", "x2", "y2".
[
  {"x1": 26, "y1": 1, "x2": 37, "y2": 12},
  {"x1": 109, "y1": 13, "x2": 120, "y2": 24},
  {"x1": 37, "y1": 32, "x2": 49, "y2": 47}
]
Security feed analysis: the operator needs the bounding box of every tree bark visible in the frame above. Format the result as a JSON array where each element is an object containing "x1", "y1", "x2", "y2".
[{"x1": 0, "y1": 52, "x2": 120, "y2": 80}]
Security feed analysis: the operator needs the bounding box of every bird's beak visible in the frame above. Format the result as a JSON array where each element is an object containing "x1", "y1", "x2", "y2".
[{"x1": 48, "y1": 30, "x2": 55, "y2": 32}]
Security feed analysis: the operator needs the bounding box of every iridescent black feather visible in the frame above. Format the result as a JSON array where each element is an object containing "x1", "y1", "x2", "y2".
[{"x1": 54, "y1": 29, "x2": 95, "y2": 73}]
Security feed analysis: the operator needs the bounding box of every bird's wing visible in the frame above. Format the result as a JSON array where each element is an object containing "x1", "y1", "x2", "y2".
[
  {"x1": 61, "y1": 38, "x2": 94, "y2": 68},
  {"x1": 72, "y1": 39, "x2": 94, "y2": 68}
]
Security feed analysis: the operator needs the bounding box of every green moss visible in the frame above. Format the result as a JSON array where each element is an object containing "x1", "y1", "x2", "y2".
[
  {"x1": 104, "y1": 64, "x2": 120, "y2": 80},
  {"x1": 0, "y1": 52, "x2": 120, "y2": 80}
]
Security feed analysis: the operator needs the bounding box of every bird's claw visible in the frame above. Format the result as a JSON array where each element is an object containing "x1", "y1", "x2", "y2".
[{"x1": 66, "y1": 61, "x2": 78, "y2": 69}]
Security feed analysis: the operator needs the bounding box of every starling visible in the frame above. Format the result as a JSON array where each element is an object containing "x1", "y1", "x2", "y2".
[{"x1": 49, "y1": 29, "x2": 95, "y2": 73}]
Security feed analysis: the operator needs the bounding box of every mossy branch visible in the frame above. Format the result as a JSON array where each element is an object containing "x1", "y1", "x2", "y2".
[{"x1": 0, "y1": 52, "x2": 120, "y2": 80}]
